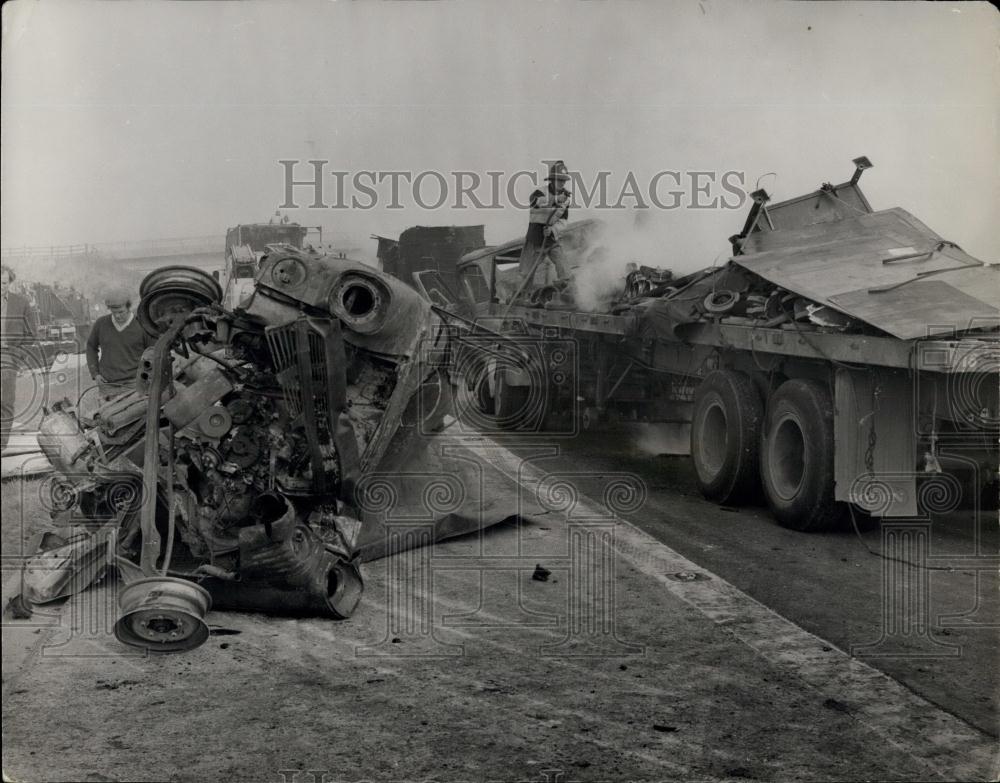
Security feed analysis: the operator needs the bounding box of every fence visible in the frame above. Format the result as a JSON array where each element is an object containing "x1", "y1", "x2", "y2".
[{"x1": 1, "y1": 235, "x2": 223, "y2": 263}]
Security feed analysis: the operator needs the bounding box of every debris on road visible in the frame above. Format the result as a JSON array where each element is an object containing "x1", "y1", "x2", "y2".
[
  {"x1": 666, "y1": 571, "x2": 710, "y2": 582},
  {"x1": 12, "y1": 523, "x2": 114, "y2": 612},
  {"x1": 20, "y1": 250, "x2": 517, "y2": 652}
]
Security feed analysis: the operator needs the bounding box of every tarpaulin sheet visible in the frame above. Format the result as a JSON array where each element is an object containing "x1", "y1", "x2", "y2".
[{"x1": 353, "y1": 394, "x2": 548, "y2": 561}]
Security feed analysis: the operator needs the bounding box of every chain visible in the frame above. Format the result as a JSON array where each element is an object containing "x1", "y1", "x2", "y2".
[{"x1": 864, "y1": 378, "x2": 882, "y2": 474}]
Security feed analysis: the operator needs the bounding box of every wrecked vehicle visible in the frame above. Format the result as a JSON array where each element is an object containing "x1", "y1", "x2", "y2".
[
  {"x1": 445, "y1": 157, "x2": 999, "y2": 530},
  {"x1": 374, "y1": 224, "x2": 487, "y2": 306},
  {"x1": 26, "y1": 250, "x2": 505, "y2": 652}
]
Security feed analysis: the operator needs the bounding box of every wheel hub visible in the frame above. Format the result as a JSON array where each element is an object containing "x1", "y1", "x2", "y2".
[
  {"x1": 769, "y1": 414, "x2": 806, "y2": 501},
  {"x1": 114, "y1": 577, "x2": 212, "y2": 653}
]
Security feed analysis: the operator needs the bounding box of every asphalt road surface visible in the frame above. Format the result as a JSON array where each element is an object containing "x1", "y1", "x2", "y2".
[
  {"x1": 505, "y1": 425, "x2": 999, "y2": 738},
  {"x1": 2, "y1": 423, "x2": 997, "y2": 781}
]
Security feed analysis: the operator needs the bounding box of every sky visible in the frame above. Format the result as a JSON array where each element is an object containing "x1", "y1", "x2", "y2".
[{"x1": 2, "y1": 0, "x2": 998, "y2": 270}]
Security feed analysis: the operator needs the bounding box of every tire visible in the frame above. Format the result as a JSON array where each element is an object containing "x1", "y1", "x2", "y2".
[
  {"x1": 137, "y1": 266, "x2": 223, "y2": 336},
  {"x1": 474, "y1": 372, "x2": 495, "y2": 416},
  {"x1": 760, "y1": 379, "x2": 844, "y2": 531},
  {"x1": 494, "y1": 367, "x2": 531, "y2": 428},
  {"x1": 690, "y1": 370, "x2": 763, "y2": 504}
]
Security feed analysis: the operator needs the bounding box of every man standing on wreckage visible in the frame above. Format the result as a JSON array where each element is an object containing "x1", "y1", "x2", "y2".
[
  {"x1": 516, "y1": 160, "x2": 573, "y2": 299},
  {"x1": 20, "y1": 248, "x2": 528, "y2": 652}
]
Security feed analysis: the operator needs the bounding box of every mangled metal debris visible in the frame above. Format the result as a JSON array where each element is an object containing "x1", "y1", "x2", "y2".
[
  {"x1": 453, "y1": 156, "x2": 998, "y2": 341},
  {"x1": 20, "y1": 248, "x2": 510, "y2": 653},
  {"x1": 447, "y1": 156, "x2": 998, "y2": 530}
]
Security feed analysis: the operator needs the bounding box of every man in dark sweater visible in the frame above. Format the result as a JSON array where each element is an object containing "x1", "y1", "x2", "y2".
[{"x1": 86, "y1": 289, "x2": 154, "y2": 399}]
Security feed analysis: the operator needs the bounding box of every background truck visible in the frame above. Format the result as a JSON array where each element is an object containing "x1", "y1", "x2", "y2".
[
  {"x1": 13, "y1": 280, "x2": 94, "y2": 367},
  {"x1": 445, "y1": 158, "x2": 999, "y2": 531},
  {"x1": 218, "y1": 218, "x2": 318, "y2": 309}
]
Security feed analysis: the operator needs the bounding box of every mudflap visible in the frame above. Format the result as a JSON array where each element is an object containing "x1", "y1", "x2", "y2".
[{"x1": 834, "y1": 368, "x2": 917, "y2": 516}]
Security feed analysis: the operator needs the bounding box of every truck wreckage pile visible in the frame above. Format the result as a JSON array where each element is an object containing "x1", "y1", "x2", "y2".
[
  {"x1": 11, "y1": 155, "x2": 999, "y2": 654},
  {"x1": 450, "y1": 157, "x2": 998, "y2": 528},
  {"x1": 18, "y1": 250, "x2": 501, "y2": 652}
]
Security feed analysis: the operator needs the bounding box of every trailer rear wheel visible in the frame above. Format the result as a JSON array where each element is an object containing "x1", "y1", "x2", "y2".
[
  {"x1": 473, "y1": 371, "x2": 495, "y2": 416},
  {"x1": 760, "y1": 379, "x2": 844, "y2": 531},
  {"x1": 690, "y1": 370, "x2": 763, "y2": 504},
  {"x1": 493, "y1": 368, "x2": 531, "y2": 429}
]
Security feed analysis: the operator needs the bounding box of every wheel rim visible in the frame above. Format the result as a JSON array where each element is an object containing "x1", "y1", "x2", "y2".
[
  {"x1": 139, "y1": 265, "x2": 223, "y2": 300},
  {"x1": 114, "y1": 577, "x2": 212, "y2": 653},
  {"x1": 137, "y1": 266, "x2": 223, "y2": 336},
  {"x1": 769, "y1": 414, "x2": 806, "y2": 501},
  {"x1": 698, "y1": 400, "x2": 728, "y2": 478}
]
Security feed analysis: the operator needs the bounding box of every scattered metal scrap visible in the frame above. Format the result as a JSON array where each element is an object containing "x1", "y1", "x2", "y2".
[
  {"x1": 453, "y1": 156, "x2": 997, "y2": 343},
  {"x1": 16, "y1": 248, "x2": 513, "y2": 652},
  {"x1": 449, "y1": 156, "x2": 998, "y2": 531}
]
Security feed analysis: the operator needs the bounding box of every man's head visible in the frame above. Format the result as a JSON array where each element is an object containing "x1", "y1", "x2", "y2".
[
  {"x1": 1, "y1": 265, "x2": 14, "y2": 297},
  {"x1": 545, "y1": 160, "x2": 570, "y2": 191},
  {"x1": 105, "y1": 290, "x2": 132, "y2": 325}
]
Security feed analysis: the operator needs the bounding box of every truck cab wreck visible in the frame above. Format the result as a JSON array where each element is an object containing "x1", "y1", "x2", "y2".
[{"x1": 26, "y1": 248, "x2": 488, "y2": 653}]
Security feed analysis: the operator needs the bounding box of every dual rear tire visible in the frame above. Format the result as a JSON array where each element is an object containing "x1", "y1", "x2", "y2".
[
  {"x1": 691, "y1": 372, "x2": 843, "y2": 531},
  {"x1": 759, "y1": 379, "x2": 844, "y2": 531},
  {"x1": 690, "y1": 370, "x2": 763, "y2": 505}
]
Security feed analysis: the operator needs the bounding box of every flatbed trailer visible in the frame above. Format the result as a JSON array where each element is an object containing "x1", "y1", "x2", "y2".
[{"x1": 445, "y1": 159, "x2": 999, "y2": 531}]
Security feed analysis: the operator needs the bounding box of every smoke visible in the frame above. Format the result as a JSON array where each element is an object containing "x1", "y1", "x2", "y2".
[
  {"x1": 631, "y1": 422, "x2": 691, "y2": 456},
  {"x1": 568, "y1": 210, "x2": 724, "y2": 312},
  {"x1": 7, "y1": 254, "x2": 148, "y2": 307}
]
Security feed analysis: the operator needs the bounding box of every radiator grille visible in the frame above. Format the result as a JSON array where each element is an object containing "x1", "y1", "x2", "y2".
[{"x1": 264, "y1": 320, "x2": 328, "y2": 420}]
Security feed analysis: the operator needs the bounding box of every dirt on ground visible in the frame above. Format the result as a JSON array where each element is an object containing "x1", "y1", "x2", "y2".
[{"x1": 4, "y1": 447, "x2": 998, "y2": 782}]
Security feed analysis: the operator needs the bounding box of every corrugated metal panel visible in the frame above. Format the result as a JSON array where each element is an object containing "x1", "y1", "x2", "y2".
[{"x1": 733, "y1": 208, "x2": 1000, "y2": 339}]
